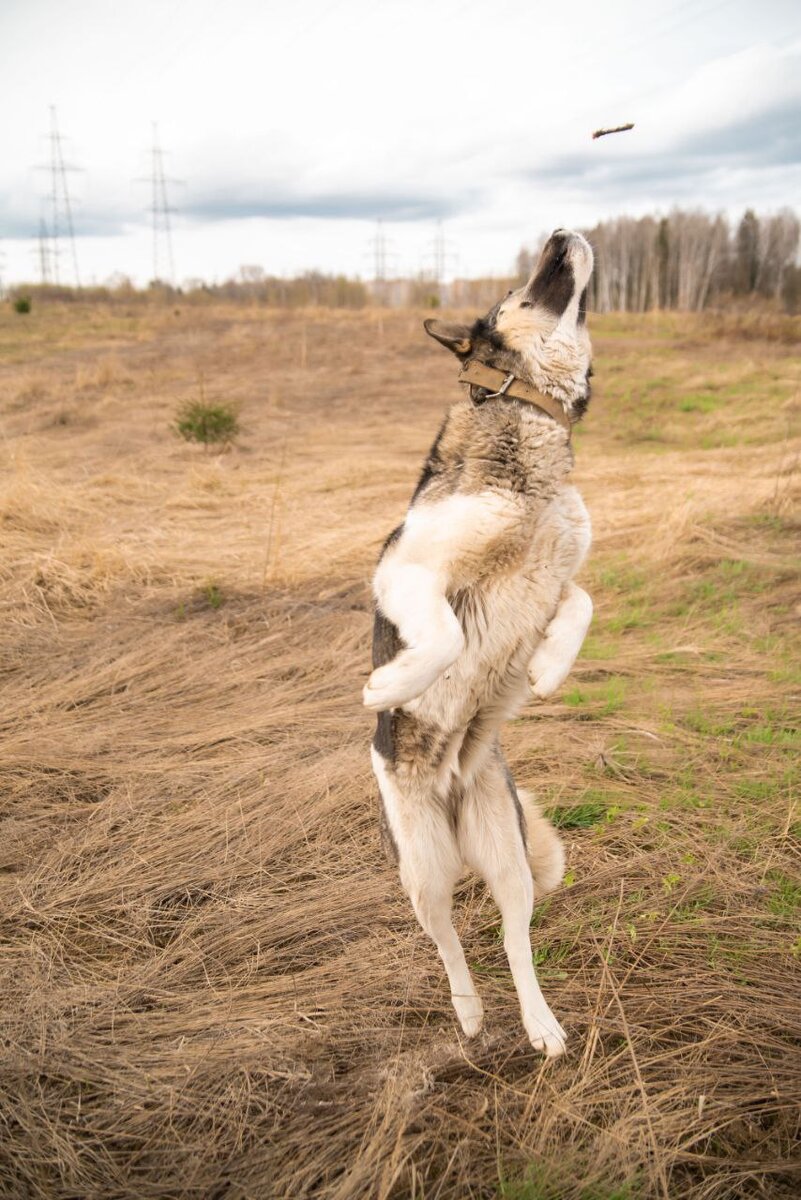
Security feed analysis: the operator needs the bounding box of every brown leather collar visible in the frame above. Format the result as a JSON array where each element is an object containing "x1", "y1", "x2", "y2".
[{"x1": 458, "y1": 359, "x2": 571, "y2": 435}]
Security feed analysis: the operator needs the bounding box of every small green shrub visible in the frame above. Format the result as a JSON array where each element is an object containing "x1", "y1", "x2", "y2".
[
  {"x1": 175, "y1": 400, "x2": 239, "y2": 446},
  {"x1": 13, "y1": 296, "x2": 32, "y2": 314},
  {"x1": 203, "y1": 582, "x2": 224, "y2": 610}
]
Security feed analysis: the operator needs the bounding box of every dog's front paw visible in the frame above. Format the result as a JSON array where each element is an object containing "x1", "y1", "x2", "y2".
[
  {"x1": 363, "y1": 655, "x2": 433, "y2": 712},
  {"x1": 528, "y1": 638, "x2": 573, "y2": 700},
  {"x1": 529, "y1": 586, "x2": 593, "y2": 699}
]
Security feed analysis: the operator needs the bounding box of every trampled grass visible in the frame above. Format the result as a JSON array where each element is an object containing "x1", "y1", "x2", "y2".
[{"x1": 0, "y1": 302, "x2": 799, "y2": 1199}]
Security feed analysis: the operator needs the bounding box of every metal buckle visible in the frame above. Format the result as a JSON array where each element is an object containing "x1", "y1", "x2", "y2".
[{"x1": 484, "y1": 372, "x2": 515, "y2": 399}]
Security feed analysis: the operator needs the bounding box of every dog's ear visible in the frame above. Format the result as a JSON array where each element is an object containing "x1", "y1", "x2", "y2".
[{"x1": 423, "y1": 319, "x2": 472, "y2": 356}]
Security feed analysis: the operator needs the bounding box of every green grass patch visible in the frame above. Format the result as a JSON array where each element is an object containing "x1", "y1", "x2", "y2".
[
  {"x1": 769, "y1": 662, "x2": 801, "y2": 685},
  {"x1": 563, "y1": 677, "x2": 627, "y2": 715},
  {"x1": 582, "y1": 633, "x2": 620, "y2": 660},
  {"x1": 745, "y1": 512, "x2": 790, "y2": 533},
  {"x1": 673, "y1": 559, "x2": 772, "y2": 621},
  {"x1": 678, "y1": 392, "x2": 720, "y2": 414},
  {"x1": 659, "y1": 786, "x2": 710, "y2": 811},
  {"x1": 682, "y1": 709, "x2": 736, "y2": 737},
  {"x1": 498, "y1": 1164, "x2": 638, "y2": 1200},
  {"x1": 698, "y1": 431, "x2": 742, "y2": 449},
  {"x1": 546, "y1": 796, "x2": 607, "y2": 829},
  {"x1": 203, "y1": 582, "x2": 224, "y2": 610},
  {"x1": 767, "y1": 874, "x2": 801, "y2": 920},
  {"x1": 623, "y1": 422, "x2": 670, "y2": 446},
  {"x1": 606, "y1": 601, "x2": 651, "y2": 633},
  {"x1": 175, "y1": 399, "x2": 240, "y2": 445},
  {"x1": 597, "y1": 563, "x2": 648, "y2": 593},
  {"x1": 733, "y1": 779, "x2": 776, "y2": 802},
  {"x1": 674, "y1": 889, "x2": 714, "y2": 921},
  {"x1": 738, "y1": 718, "x2": 799, "y2": 749}
]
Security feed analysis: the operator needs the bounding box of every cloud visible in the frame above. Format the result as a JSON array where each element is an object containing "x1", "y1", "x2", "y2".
[
  {"x1": 182, "y1": 185, "x2": 475, "y2": 224},
  {"x1": 0, "y1": 189, "x2": 136, "y2": 240},
  {"x1": 679, "y1": 99, "x2": 801, "y2": 167},
  {"x1": 0, "y1": 178, "x2": 479, "y2": 243}
]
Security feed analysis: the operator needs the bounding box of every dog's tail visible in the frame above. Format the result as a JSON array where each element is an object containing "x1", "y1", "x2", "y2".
[{"x1": 518, "y1": 788, "x2": 566, "y2": 898}]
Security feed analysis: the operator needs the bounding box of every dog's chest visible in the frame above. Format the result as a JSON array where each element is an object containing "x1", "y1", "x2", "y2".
[
  {"x1": 444, "y1": 487, "x2": 590, "y2": 697},
  {"x1": 452, "y1": 544, "x2": 562, "y2": 669},
  {"x1": 422, "y1": 399, "x2": 573, "y2": 507}
]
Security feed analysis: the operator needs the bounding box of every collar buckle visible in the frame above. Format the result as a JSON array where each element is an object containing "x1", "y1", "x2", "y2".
[{"x1": 483, "y1": 371, "x2": 515, "y2": 400}]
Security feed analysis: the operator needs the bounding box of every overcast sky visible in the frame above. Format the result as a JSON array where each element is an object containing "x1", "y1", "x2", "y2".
[{"x1": 1, "y1": 0, "x2": 800, "y2": 287}]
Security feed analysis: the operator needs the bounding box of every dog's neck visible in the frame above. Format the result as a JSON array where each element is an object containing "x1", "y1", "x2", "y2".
[{"x1": 457, "y1": 359, "x2": 572, "y2": 435}]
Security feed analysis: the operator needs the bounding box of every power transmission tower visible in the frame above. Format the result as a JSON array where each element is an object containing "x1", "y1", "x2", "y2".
[
  {"x1": 432, "y1": 220, "x2": 446, "y2": 284},
  {"x1": 38, "y1": 217, "x2": 52, "y2": 284},
  {"x1": 371, "y1": 220, "x2": 387, "y2": 282},
  {"x1": 41, "y1": 106, "x2": 81, "y2": 287},
  {"x1": 139, "y1": 124, "x2": 180, "y2": 285},
  {"x1": 425, "y1": 220, "x2": 458, "y2": 302},
  {"x1": 367, "y1": 219, "x2": 395, "y2": 303}
]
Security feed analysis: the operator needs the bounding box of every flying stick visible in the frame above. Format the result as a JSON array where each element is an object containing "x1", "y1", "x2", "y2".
[{"x1": 592, "y1": 123, "x2": 635, "y2": 140}]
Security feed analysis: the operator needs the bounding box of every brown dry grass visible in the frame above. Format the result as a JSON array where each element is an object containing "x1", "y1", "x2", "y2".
[{"x1": 1, "y1": 302, "x2": 800, "y2": 1200}]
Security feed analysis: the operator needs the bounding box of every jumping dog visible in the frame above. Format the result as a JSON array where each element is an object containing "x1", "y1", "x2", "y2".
[{"x1": 364, "y1": 229, "x2": 594, "y2": 1057}]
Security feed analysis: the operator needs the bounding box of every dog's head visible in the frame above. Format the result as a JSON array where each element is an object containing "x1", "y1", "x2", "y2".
[{"x1": 425, "y1": 228, "x2": 594, "y2": 421}]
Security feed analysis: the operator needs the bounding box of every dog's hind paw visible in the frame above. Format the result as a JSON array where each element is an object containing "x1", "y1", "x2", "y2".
[
  {"x1": 452, "y1": 992, "x2": 484, "y2": 1038},
  {"x1": 524, "y1": 1010, "x2": 566, "y2": 1058}
]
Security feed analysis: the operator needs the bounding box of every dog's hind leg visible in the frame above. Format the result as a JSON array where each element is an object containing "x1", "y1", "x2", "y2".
[
  {"x1": 460, "y1": 753, "x2": 566, "y2": 1057},
  {"x1": 516, "y1": 786, "x2": 566, "y2": 899},
  {"x1": 371, "y1": 747, "x2": 484, "y2": 1037}
]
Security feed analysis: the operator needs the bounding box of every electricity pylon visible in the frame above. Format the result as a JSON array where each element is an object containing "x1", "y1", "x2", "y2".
[
  {"x1": 425, "y1": 220, "x2": 458, "y2": 303},
  {"x1": 139, "y1": 123, "x2": 180, "y2": 285},
  {"x1": 367, "y1": 219, "x2": 395, "y2": 303},
  {"x1": 36, "y1": 106, "x2": 82, "y2": 286},
  {"x1": 38, "y1": 217, "x2": 52, "y2": 284}
]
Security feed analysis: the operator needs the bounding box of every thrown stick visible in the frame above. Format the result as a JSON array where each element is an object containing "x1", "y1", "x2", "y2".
[{"x1": 592, "y1": 123, "x2": 635, "y2": 140}]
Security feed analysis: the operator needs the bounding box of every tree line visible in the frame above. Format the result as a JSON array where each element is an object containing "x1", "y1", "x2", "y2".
[
  {"x1": 8, "y1": 208, "x2": 800, "y2": 313},
  {"x1": 516, "y1": 208, "x2": 800, "y2": 314},
  {"x1": 6, "y1": 270, "x2": 370, "y2": 309}
]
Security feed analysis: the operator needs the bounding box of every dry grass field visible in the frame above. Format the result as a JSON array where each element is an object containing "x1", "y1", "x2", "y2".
[{"x1": 1, "y1": 299, "x2": 800, "y2": 1200}]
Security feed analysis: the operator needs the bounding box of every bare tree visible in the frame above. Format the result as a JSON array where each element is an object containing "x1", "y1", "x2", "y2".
[
  {"x1": 563, "y1": 207, "x2": 798, "y2": 314},
  {"x1": 756, "y1": 210, "x2": 801, "y2": 299}
]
